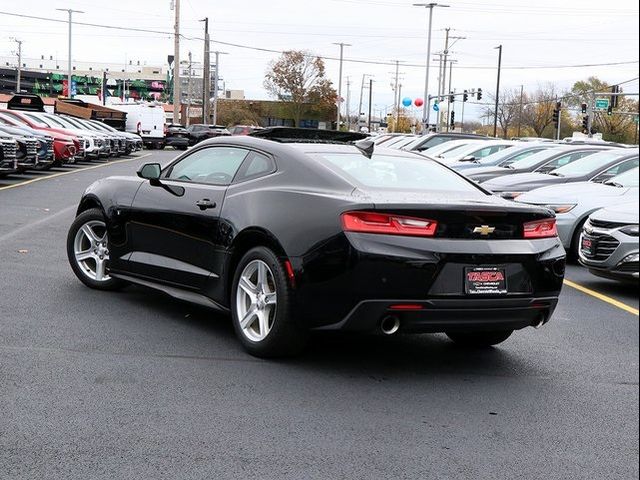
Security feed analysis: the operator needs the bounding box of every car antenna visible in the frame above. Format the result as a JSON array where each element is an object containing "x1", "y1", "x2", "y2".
[{"x1": 355, "y1": 139, "x2": 375, "y2": 159}]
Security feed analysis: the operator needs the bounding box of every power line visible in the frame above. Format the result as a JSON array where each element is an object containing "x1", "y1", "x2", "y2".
[{"x1": 1, "y1": 11, "x2": 638, "y2": 71}]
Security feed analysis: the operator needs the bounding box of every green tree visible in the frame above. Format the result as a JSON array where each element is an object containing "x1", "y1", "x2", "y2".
[{"x1": 264, "y1": 50, "x2": 337, "y2": 127}]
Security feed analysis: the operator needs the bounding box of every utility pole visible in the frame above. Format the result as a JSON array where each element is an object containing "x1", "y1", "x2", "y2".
[
  {"x1": 171, "y1": 0, "x2": 181, "y2": 124},
  {"x1": 56, "y1": 8, "x2": 84, "y2": 98},
  {"x1": 345, "y1": 77, "x2": 351, "y2": 131},
  {"x1": 201, "y1": 17, "x2": 210, "y2": 124},
  {"x1": 212, "y1": 51, "x2": 228, "y2": 125},
  {"x1": 517, "y1": 84, "x2": 524, "y2": 137},
  {"x1": 393, "y1": 60, "x2": 401, "y2": 132},
  {"x1": 447, "y1": 60, "x2": 455, "y2": 132},
  {"x1": 414, "y1": 3, "x2": 449, "y2": 133},
  {"x1": 186, "y1": 51, "x2": 193, "y2": 126},
  {"x1": 397, "y1": 83, "x2": 402, "y2": 132},
  {"x1": 367, "y1": 78, "x2": 374, "y2": 132},
  {"x1": 441, "y1": 28, "x2": 450, "y2": 104},
  {"x1": 493, "y1": 44, "x2": 502, "y2": 138},
  {"x1": 12, "y1": 38, "x2": 23, "y2": 93},
  {"x1": 357, "y1": 74, "x2": 372, "y2": 130},
  {"x1": 101, "y1": 71, "x2": 107, "y2": 106},
  {"x1": 333, "y1": 42, "x2": 351, "y2": 130}
]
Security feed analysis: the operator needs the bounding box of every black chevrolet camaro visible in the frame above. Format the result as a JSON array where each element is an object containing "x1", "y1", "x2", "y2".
[{"x1": 66, "y1": 129, "x2": 566, "y2": 357}]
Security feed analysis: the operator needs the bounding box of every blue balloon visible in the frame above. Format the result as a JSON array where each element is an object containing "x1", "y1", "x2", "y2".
[{"x1": 402, "y1": 97, "x2": 412, "y2": 107}]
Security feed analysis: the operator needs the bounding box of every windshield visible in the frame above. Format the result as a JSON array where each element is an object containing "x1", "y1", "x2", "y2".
[
  {"x1": 504, "y1": 148, "x2": 569, "y2": 169},
  {"x1": 551, "y1": 150, "x2": 629, "y2": 175},
  {"x1": 608, "y1": 167, "x2": 640, "y2": 187},
  {"x1": 315, "y1": 153, "x2": 481, "y2": 193},
  {"x1": 41, "y1": 114, "x2": 73, "y2": 129},
  {"x1": 22, "y1": 112, "x2": 52, "y2": 128},
  {"x1": 479, "y1": 146, "x2": 548, "y2": 165},
  {"x1": 440, "y1": 142, "x2": 510, "y2": 159}
]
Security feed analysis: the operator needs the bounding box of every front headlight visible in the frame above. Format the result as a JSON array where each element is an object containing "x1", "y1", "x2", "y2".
[
  {"x1": 546, "y1": 204, "x2": 577, "y2": 214},
  {"x1": 620, "y1": 225, "x2": 639, "y2": 237}
]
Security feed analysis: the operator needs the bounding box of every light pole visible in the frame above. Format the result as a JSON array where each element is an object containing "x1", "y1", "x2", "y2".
[
  {"x1": 357, "y1": 74, "x2": 372, "y2": 130},
  {"x1": 10, "y1": 38, "x2": 23, "y2": 93},
  {"x1": 493, "y1": 44, "x2": 502, "y2": 138},
  {"x1": 200, "y1": 18, "x2": 210, "y2": 124},
  {"x1": 212, "y1": 51, "x2": 228, "y2": 125},
  {"x1": 333, "y1": 42, "x2": 351, "y2": 130},
  {"x1": 414, "y1": 3, "x2": 449, "y2": 133},
  {"x1": 56, "y1": 8, "x2": 83, "y2": 98}
]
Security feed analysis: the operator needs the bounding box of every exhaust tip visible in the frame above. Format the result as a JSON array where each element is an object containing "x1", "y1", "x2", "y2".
[
  {"x1": 533, "y1": 313, "x2": 546, "y2": 329},
  {"x1": 381, "y1": 316, "x2": 401, "y2": 335}
]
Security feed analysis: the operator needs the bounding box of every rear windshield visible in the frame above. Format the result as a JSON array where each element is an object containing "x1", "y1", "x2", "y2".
[{"x1": 314, "y1": 153, "x2": 482, "y2": 193}]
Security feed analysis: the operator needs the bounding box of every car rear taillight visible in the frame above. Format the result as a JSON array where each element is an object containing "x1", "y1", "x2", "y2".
[
  {"x1": 341, "y1": 211, "x2": 438, "y2": 237},
  {"x1": 523, "y1": 218, "x2": 558, "y2": 239}
]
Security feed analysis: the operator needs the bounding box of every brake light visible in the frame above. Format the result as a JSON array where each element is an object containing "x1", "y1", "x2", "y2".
[
  {"x1": 342, "y1": 211, "x2": 438, "y2": 237},
  {"x1": 523, "y1": 218, "x2": 557, "y2": 239}
]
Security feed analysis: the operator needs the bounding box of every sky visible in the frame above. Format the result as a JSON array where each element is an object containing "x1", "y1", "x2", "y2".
[{"x1": 1, "y1": 0, "x2": 639, "y2": 121}]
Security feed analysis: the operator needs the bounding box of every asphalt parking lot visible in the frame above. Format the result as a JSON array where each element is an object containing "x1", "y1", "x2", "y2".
[{"x1": 1, "y1": 150, "x2": 638, "y2": 480}]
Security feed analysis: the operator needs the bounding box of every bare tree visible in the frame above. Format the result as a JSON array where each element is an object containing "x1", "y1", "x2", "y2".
[
  {"x1": 520, "y1": 83, "x2": 561, "y2": 138},
  {"x1": 264, "y1": 50, "x2": 337, "y2": 127},
  {"x1": 483, "y1": 88, "x2": 521, "y2": 138}
]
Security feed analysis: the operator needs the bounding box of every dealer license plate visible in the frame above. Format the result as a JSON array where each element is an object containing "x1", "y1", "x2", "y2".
[{"x1": 464, "y1": 267, "x2": 508, "y2": 295}]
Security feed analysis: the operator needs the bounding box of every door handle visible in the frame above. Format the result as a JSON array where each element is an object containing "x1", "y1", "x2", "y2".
[{"x1": 196, "y1": 199, "x2": 217, "y2": 210}]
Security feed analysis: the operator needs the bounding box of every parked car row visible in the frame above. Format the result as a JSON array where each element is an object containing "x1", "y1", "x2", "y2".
[
  {"x1": 0, "y1": 109, "x2": 143, "y2": 178},
  {"x1": 383, "y1": 133, "x2": 638, "y2": 282}
]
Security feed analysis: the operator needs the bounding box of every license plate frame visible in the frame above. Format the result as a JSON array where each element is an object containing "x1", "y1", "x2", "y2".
[
  {"x1": 464, "y1": 266, "x2": 508, "y2": 295},
  {"x1": 581, "y1": 236, "x2": 595, "y2": 256}
]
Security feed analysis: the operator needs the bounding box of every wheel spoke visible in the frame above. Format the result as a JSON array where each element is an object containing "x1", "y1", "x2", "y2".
[
  {"x1": 239, "y1": 276, "x2": 258, "y2": 298},
  {"x1": 75, "y1": 249, "x2": 94, "y2": 262},
  {"x1": 257, "y1": 309, "x2": 270, "y2": 339},
  {"x1": 95, "y1": 259, "x2": 107, "y2": 281},
  {"x1": 240, "y1": 306, "x2": 258, "y2": 329},
  {"x1": 81, "y1": 224, "x2": 100, "y2": 243},
  {"x1": 257, "y1": 262, "x2": 267, "y2": 291}
]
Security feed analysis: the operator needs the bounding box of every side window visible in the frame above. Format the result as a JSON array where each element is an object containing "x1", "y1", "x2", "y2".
[
  {"x1": 592, "y1": 158, "x2": 639, "y2": 182},
  {"x1": 165, "y1": 147, "x2": 249, "y2": 185},
  {"x1": 234, "y1": 152, "x2": 276, "y2": 183}
]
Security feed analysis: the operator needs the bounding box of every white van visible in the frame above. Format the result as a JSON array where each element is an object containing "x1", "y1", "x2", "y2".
[{"x1": 110, "y1": 103, "x2": 166, "y2": 148}]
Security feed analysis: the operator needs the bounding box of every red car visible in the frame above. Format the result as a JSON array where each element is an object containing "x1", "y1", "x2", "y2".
[{"x1": 0, "y1": 110, "x2": 77, "y2": 165}]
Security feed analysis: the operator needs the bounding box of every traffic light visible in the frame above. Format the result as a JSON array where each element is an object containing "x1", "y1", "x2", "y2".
[
  {"x1": 610, "y1": 85, "x2": 619, "y2": 108},
  {"x1": 477, "y1": 88, "x2": 483, "y2": 101},
  {"x1": 607, "y1": 105, "x2": 613, "y2": 116},
  {"x1": 449, "y1": 92, "x2": 455, "y2": 103},
  {"x1": 581, "y1": 103, "x2": 588, "y2": 114},
  {"x1": 463, "y1": 90, "x2": 469, "y2": 102},
  {"x1": 450, "y1": 110, "x2": 455, "y2": 128},
  {"x1": 552, "y1": 102, "x2": 561, "y2": 128},
  {"x1": 581, "y1": 115, "x2": 589, "y2": 131}
]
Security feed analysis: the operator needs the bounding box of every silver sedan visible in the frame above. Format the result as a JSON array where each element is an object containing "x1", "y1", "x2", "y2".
[{"x1": 516, "y1": 167, "x2": 639, "y2": 253}]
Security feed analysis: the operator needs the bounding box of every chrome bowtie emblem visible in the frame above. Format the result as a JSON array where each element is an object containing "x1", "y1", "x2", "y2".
[{"x1": 473, "y1": 225, "x2": 496, "y2": 236}]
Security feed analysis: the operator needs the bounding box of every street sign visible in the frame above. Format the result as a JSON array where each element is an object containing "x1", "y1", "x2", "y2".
[
  {"x1": 594, "y1": 98, "x2": 610, "y2": 111},
  {"x1": 433, "y1": 102, "x2": 439, "y2": 112}
]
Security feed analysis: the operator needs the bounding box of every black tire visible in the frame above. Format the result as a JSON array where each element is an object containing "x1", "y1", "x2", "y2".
[
  {"x1": 66, "y1": 208, "x2": 125, "y2": 291},
  {"x1": 569, "y1": 218, "x2": 588, "y2": 262},
  {"x1": 446, "y1": 330, "x2": 513, "y2": 347},
  {"x1": 230, "y1": 246, "x2": 307, "y2": 358}
]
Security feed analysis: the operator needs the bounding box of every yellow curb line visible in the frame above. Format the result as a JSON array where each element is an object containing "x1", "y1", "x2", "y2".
[
  {"x1": 564, "y1": 279, "x2": 639, "y2": 316},
  {"x1": 0, "y1": 153, "x2": 152, "y2": 191}
]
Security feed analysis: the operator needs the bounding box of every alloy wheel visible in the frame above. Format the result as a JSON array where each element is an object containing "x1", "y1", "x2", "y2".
[
  {"x1": 236, "y1": 260, "x2": 278, "y2": 342},
  {"x1": 73, "y1": 220, "x2": 111, "y2": 282}
]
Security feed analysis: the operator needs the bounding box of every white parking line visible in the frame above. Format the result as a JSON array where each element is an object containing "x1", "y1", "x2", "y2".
[{"x1": 0, "y1": 153, "x2": 151, "y2": 192}]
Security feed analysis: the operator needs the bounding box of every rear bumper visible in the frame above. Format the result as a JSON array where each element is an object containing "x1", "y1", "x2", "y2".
[
  {"x1": 292, "y1": 232, "x2": 566, "y2": 330},
  {"x1": 315, "y1": 296, "x2": 559, "y2": 333}
]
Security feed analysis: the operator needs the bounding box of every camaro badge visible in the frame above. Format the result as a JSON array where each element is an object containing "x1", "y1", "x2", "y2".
[{"x1": 473, "y1": 225, "x2": 496, "y2": 236}]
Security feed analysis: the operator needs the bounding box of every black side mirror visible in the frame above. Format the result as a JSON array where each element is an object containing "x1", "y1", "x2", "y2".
[{"x1": 137, "y1": 163, "x2": 161, "y2": 182}]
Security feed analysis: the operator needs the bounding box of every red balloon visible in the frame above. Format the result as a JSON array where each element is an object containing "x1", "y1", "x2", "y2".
[{"x1": 414, "y1": 98, "x2": 424, "y2": 107}]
